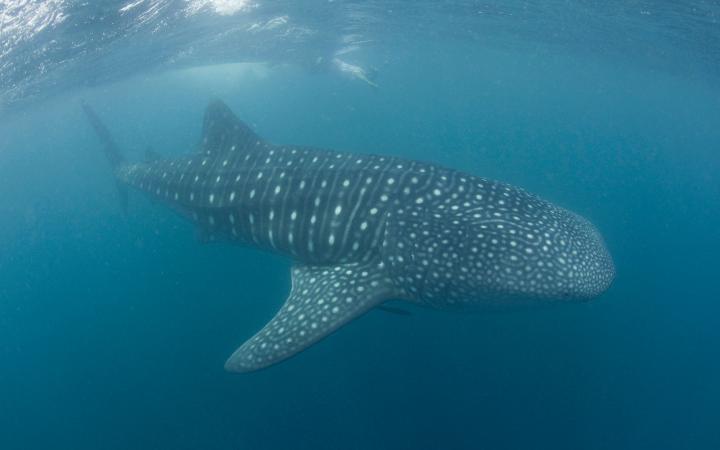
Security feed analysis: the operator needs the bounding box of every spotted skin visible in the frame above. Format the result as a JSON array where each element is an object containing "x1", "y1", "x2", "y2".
[
  {"x1": 91, "y1": 100, "x2": 615, "y2": 372},
  {"x1": 225, "y1": 262, "x2": 397, "y2": 372}
]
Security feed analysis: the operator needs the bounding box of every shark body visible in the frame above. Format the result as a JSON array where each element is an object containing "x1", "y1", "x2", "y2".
[{"x1": 84, "y1": 100, "x2": 615, "y2": 372}]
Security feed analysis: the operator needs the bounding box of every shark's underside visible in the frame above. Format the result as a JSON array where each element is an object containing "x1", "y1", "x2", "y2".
[{"x1": 83, "y1": 100, "x2": 615, "y2": 373}]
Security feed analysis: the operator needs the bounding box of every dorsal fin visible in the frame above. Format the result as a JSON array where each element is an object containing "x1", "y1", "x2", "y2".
[{"x1": 199, "y1": 100, "x2": 264, "y2": 156}]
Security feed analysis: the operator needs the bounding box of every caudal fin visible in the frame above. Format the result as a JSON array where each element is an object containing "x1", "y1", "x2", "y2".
[
  {"x1": 81, "y1": 101, "x2": 128, "y2": 213},
  {"x1": 80, "y1": 101, "x2": 124, "y2": 168}
]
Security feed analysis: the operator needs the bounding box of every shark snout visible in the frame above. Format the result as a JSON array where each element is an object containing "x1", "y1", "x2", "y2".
[{"x1": 563, "y1": 217, "x2": 615, "y2": 300}]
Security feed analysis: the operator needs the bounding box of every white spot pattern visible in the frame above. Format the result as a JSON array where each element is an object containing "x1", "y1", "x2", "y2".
[{"x1": 114, "y1": 100, "x2": 614, "y2": 373}]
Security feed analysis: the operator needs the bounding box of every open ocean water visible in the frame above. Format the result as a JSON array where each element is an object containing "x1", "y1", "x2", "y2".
[{"x1": 1, "y1": 1, "x2": 719, "y2": 449}]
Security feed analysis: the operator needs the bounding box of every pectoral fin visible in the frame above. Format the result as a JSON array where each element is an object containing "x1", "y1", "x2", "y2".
[{"x1": 225, "y1": 261, "x2": 396, "y2": 373}]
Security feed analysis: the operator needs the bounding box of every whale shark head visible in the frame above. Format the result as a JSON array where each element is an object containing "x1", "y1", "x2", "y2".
[
  {"x1": 383, "y1": 181, "x2": 614, "y2": 307},
  {"x1": 465, "y1": 206, "x2": 616, "y2": 302},
  {"x1": 542, "y1": 210, "x2": 615, "y2": 300}
]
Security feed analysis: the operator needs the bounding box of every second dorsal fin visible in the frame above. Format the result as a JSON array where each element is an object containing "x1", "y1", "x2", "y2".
[{"x1": 199, "y1": 100, "x2": 265, "y2": 156}]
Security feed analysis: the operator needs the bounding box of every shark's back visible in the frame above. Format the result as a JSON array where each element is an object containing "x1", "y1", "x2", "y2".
[{"x1": 117, "y1": 101, "x2": 444, "y2": 266}]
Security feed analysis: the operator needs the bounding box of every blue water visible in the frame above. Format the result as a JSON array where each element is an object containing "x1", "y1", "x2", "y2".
[{"x1": 1, "y1": 2, "x2": 719, "y2": 449}]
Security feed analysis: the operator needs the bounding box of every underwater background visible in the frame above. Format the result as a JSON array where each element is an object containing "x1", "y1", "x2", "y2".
[{"x1": 1, "y1": 1, "x2": 719, "y2": 449}]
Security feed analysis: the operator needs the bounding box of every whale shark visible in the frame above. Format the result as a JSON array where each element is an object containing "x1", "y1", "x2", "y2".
[{"x1": 83, "y1": 100, "x2": 615, "y2": 373}]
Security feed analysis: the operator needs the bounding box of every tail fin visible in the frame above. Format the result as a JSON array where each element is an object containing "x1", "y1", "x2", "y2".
[
  {"x1": 81, "y1": 101, "x2": 124, "y2": 168},
  {"x1": 81, "y1": 101, "x2": 128, "y2": 213}
]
